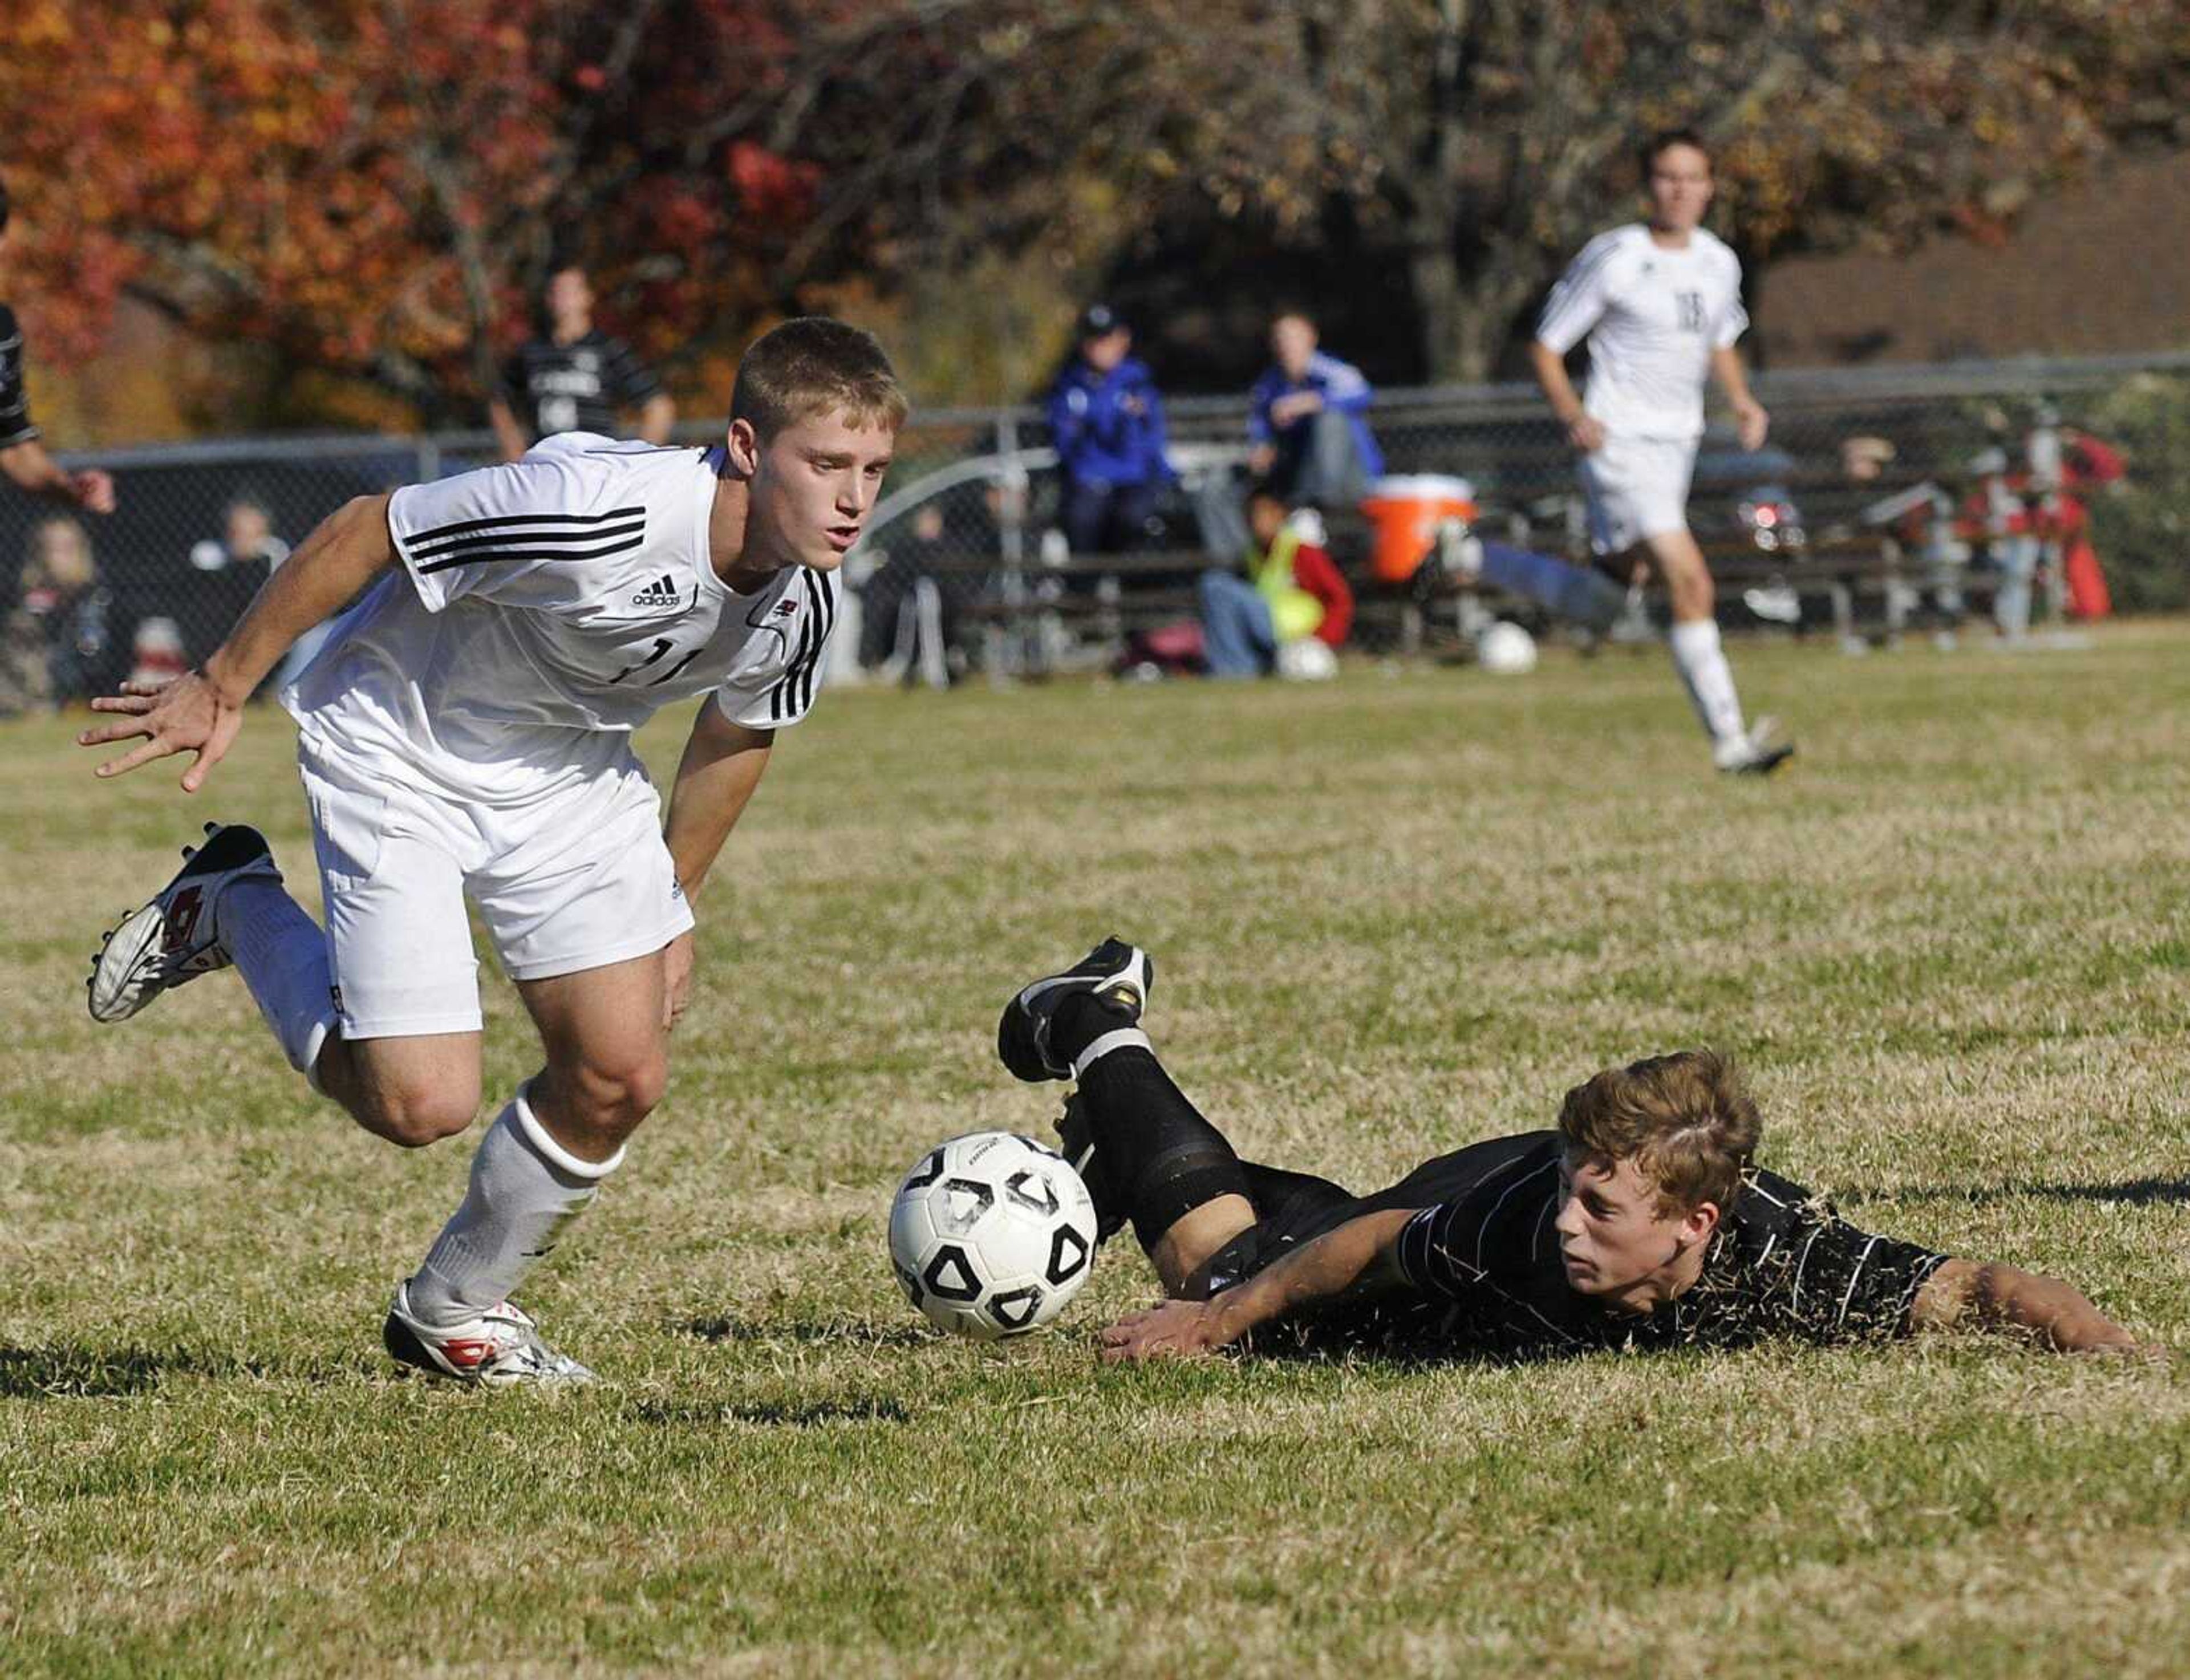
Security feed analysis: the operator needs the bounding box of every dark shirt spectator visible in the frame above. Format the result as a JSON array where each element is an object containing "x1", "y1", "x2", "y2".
[
  {"x1": 1047, "y1": 304, "x2": 1175, "y2": 555},
  {"x1": 184, "y1": 498, "x2": 289, "y2": 671},
  {"x1": 0, "y1": 177, "x2": 116, "y2": 517},
  {"x1": 488, "y1": 266, "x2": 674, "y2": 460}
]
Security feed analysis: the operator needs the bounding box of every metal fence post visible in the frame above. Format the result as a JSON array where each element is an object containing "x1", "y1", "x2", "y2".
[{"x1": 994, "y1": 407, "x2": 1026, "y2": 684}]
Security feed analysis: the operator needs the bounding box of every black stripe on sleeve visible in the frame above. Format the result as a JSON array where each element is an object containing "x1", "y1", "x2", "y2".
[
  {"x1": 404, "y1": 504, "x2": 647, "y2": 546},
  {"x1": 411, "y1": 519, "x2": 645, "y2": 565},
  {"x1": 415, "y1": 531, "x2": 647, "y2": 575}
]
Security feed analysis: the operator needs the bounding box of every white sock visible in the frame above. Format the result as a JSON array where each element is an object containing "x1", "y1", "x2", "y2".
[
  {"x1": 222, "y1": 877, "x2": 338, "y2": 1087},
  {"x1": 1668, "y1": 619, "x2": 1746, "y2": 746},
  {"x1": 406, "y1": 1087, "x2": 623, "y2": 1328}
]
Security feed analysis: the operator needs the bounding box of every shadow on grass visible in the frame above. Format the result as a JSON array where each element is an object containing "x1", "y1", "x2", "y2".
[
  {"x1": 627, "y1": 1395, "x2": 912, "y2": 1429},
  {"x1": 1847, "y1": 1178, "x2": 2190, "y2": 1208},
  {"x1": 0, "y1": 1343, "x2": 366, "y2": 1398},
  {"x1": 680, "y1": 1314, "x2": 931, "y2": 1350}
]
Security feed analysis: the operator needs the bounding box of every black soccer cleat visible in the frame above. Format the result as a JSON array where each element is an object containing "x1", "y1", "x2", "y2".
[
  {"x1": 87, "y1": 822, "x2": 280, "y2": 1023},
  {"x1": 996, "y1": 936, "x2": 1154, "y2": 1083}
]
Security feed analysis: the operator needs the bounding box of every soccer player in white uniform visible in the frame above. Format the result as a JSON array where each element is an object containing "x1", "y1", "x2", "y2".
[
  {"x1": 76, "y1": 318, "x2": 903, "y2": 1385},
  {"x1": 1530, "y1": 130, "x2": 1792, "y2": 776}
]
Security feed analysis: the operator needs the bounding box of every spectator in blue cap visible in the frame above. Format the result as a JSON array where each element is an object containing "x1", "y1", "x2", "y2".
[{"x1": 1047, "y1": 305, "x2": 1175, "y2": 555}]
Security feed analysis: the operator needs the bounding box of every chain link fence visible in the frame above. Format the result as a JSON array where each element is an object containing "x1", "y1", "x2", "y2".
[{"x1": 5, "y1": 352, "x2": 2185, "y2": 711}]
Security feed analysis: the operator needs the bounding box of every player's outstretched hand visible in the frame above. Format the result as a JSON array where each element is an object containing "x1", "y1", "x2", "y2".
[
  {"x1": 1100, "y1": 1300, "x2": 1226, "y2": 1364},
  {"x1": 72, "y1": 469, "x2": 117, "y2": 516},
  {"x1": 77, "y1": 671, "x2": 244, "y2": 793}
]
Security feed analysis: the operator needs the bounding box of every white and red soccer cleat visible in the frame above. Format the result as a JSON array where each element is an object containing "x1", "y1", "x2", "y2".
[{"x1": 382, "y1": 1283, "x2": 597, "y2": 1388}]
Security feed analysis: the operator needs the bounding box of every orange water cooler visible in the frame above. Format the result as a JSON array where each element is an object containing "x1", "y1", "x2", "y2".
[{"x1": 1360, "y1": 474, "x2": 1478, "y2": 583}]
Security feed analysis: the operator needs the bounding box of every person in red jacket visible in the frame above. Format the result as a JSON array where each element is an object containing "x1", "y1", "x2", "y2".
[{"x1": 1198, "y1": 486, "x2": 1353, "y2": 678}]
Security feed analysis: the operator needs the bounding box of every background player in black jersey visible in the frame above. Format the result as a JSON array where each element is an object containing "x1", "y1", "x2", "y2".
[
  {"x1": 996, "y1": 940, "x2": 2148, "y2": 1363},
  {"x1": 0, "y1": 177, "x2": 115, "y2": 516},
  {"x1": 487, "y1": 265, "x2": 676, "y2": 462}
]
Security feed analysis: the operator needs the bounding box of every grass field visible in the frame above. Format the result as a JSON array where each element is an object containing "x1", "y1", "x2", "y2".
[{"x1": 5, "y1": 623, "x2": 2189, "y2": 1677}]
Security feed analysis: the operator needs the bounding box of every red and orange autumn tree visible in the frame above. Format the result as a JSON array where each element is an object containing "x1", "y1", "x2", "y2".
[{"x1": 0, "y1": 0, "x2": 830, "y2": 421}]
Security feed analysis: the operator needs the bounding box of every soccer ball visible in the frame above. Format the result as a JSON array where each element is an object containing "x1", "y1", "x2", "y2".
[
  {"x1": 1276, "y1": 636, "x2": 1339, "y2": 681},
  {"x1": 1476, "y1": 619, "x2": 1538, "y2": 675},
  {"x1": 888, "y1": 1131, "x2": 1100, "y2": 1340}
]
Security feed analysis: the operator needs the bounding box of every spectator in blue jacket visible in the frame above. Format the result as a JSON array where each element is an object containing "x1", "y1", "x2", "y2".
[
  {"x1": 1048, "y1": 305, "x2": 1175, "y2": 555},
  {"x1": 1248, "y1": 310, "x2": 1384, "y2": 505},
  {"x1": 1200, "y1": 309, "x2": 1385, "y2": 558}
]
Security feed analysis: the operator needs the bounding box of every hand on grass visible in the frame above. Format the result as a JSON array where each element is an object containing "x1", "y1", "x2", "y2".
[{"x1": 1099, "y1": 1300, "x2": 1226, "y2": 1363}]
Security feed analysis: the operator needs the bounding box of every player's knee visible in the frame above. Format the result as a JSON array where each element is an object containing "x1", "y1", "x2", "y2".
[
  {"x1": 362, "y1": 1076, "x2": 481, "y2": 1149},
  {"x1": 566, "y1": 1047, "x2": 669, "y2": 1130}
]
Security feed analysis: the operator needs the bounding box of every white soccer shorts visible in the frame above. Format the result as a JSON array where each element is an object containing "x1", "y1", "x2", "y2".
[
  {"x1": 1577, "y1": 432, "x2": 1697, "y2": 557},
  {"x1": 297, "y1": 739, "x2": 694, "y2": 1040}
]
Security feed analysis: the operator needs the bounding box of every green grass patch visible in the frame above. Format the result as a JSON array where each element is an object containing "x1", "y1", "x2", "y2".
[{"x1": 5, "y1": 625, "x2": 2189, "y2": 1675}]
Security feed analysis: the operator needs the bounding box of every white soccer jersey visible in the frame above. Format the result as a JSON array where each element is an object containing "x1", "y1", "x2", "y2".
[
  {"x1": 1535, "y1": 224, "x2": 1749, "y2": 441},
  {"x1": 282, "y1": 435, "x2": 838, "y2": 803}
]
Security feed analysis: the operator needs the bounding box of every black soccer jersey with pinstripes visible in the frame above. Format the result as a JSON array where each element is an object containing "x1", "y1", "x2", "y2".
[
  {"x1": 500, "y1": 329, "x2": 662, "y2": 443},
  {"x1": 1378, "y1": 1132, "x2": 1949, "y2": 1360},
  {"x1": 0, "y1": 303, "x2": 40, "y2": 449},
  {"x1": 281, "y1": 434, "x2": 838, "y2": 792}
]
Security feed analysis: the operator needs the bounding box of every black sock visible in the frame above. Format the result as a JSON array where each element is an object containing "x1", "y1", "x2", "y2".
[
  {"x1": 1049, "y1": 992, "x2": 1140, "y2": 1070},
  {"x1": 1074, "y1": 1040, "x2": 1250, "y2": 1251},
  {"x1": 1236, "y1": 1160, "x2": 1354, "y2": 1222}
]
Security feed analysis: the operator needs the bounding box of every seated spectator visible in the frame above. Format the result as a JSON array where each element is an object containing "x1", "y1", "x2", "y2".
[
  {"x1": 1198, "y1": 485, "x2": 1353, "y2": 680},
  {"x1": 1047, "y1": 305, "x2": 1175, "y2": 555},
  {"x1": 1249, "y1": 310, "x2": 1384, "y2": 509},
  {"x1": 2, "y1": 513, "x2": 108, "y2": 713},
  {"x1": 1199, "y1": 310, "x2": 1384, "y2": 558},
  {"x1": 185, "y1": 497, "x2": 289, "y2": 669}
]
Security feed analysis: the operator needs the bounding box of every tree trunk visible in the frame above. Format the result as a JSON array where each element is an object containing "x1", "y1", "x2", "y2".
[{"x1": 1410, "y1": 233, "x2": 1478, "y2": 383}]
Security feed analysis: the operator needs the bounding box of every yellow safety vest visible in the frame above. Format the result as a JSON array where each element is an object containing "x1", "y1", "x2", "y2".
[{"x1": 1248, "y1": 526, "x2": 1324, "y2": 643}]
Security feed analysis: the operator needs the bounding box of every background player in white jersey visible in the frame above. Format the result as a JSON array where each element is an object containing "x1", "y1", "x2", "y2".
[
  {"x1": 75, "y1": 318, "x2": 904, "y2": 1385},
  {"x1": 1529, "y1": 131, "x2": 1792, "y2": 777}
]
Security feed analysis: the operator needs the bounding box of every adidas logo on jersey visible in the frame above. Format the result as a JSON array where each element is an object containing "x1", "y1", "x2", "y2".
[{"x1": 631, "y1": 574, "x2": 683, "y2": 608}]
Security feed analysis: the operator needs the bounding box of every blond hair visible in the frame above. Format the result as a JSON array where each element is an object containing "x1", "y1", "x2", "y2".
[
  {"x1": 25, "y1": 516, "x2": 95, "y2": 593},
  {"x1": 729, "y1": 317, "x2": 906, "y2": 440},
  {"x1": 1556, "y1": 1050, "x2": 1760, "y2": 1216}
]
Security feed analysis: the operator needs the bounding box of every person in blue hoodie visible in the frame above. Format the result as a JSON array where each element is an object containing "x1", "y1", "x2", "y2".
[
  {"x1": 1047, "y1": 305, "x2": 1175, "y2": 555},
  {"x1": 1201, "y1": 310, "x2": 1385, "y2": 558},
  {"x1": 1248, "y1": 310, "x2": 1384, "y2": 506}
]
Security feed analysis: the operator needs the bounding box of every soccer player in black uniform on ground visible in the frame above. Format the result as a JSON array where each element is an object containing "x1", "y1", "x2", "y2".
[
  {"x1": 996, "y1": 941, "x2": 2149, "y2": 1363},
  {"x1": 486, "y1": 265, "x2": 675, "y2": 462},
  {"x1": 0, "y1": 177, "x2": 115, "y2": 517}
]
